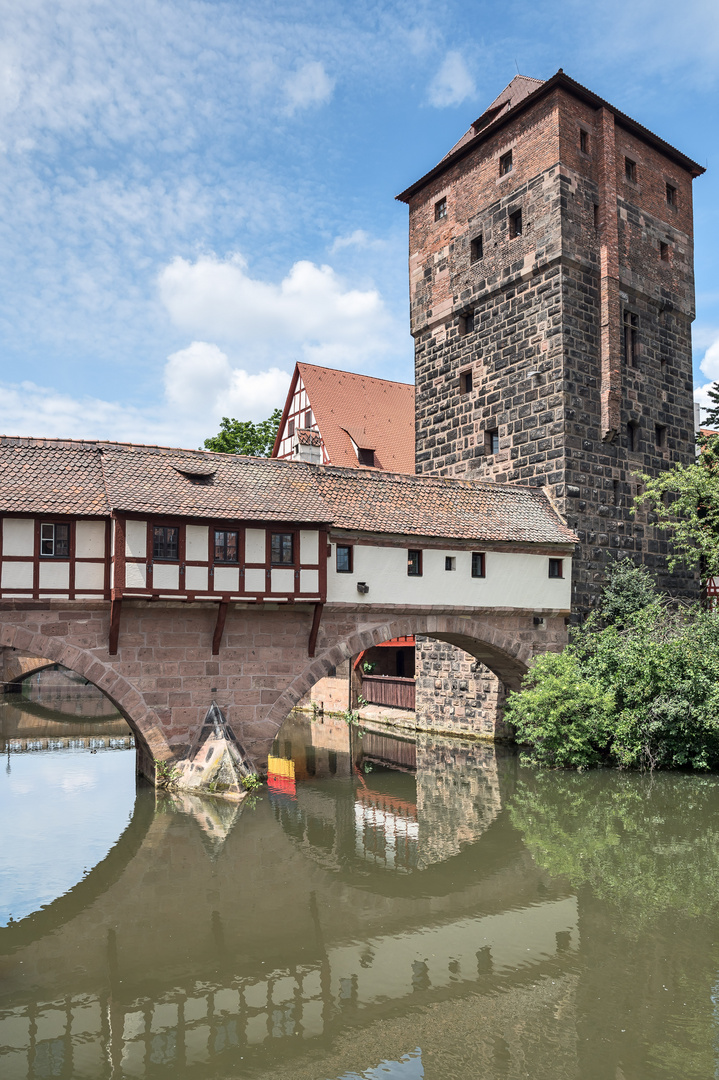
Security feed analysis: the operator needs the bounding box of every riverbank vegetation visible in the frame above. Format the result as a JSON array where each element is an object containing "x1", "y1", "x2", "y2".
[{"x1": 505, "y1": 560, "x2": 719, "y2": 770}]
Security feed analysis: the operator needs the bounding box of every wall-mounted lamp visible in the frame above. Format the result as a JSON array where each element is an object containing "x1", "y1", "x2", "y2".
[
  {"x1": 527, "y1": 370, "x2": 541, "y2": 379},
  {"x1": 357, "y1": 582, "x2": 369, "y2": 594}
]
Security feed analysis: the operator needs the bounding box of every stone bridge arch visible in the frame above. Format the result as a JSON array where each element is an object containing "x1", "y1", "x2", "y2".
[
  {"x1": 2, "y1": 653, "x2": 58, "y2": 685},
  {"x1": 0, "y1": 622, "x2": 170, "y2": 773},
  {"x1": 265, "y1": 611, "x2": 549, "y2": 747}
]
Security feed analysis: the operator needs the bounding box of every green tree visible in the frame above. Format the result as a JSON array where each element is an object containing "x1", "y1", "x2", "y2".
[
  {"x1": 634, "y1": 431, "x2": 719, "y2": 577},
  {"x1": 703, "y1": 378, "x2": 719, "y2": 429},
  {"x1": 203, "y1": 409, "x2": 283, "y2": 457}
]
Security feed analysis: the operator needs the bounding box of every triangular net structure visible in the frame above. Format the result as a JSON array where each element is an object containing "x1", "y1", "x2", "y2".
[{"x1": 173, "y1": 701, "x2": 256, "y2": 801}]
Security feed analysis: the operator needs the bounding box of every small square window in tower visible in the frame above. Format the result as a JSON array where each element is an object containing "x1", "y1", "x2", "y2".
[
  {"x1": 460, "y1": 368, "x2": 473, "y2": 395},
  {"x1": 627, "y1": 422, "x2": 639, "y2": 453},
  {"x1": 486, "y1": 428, "x2": 500, "y2": 455},
  {"x1": 470, "y1": 234, "x2": 483, "y2": 262},
  {"x1": 660, "y1": 242, "x2": 670, "y2": 262},
  {"x1": 580, "y1": 129, "x2": 589, "y2": 154},
  {"x1": 655, "y1": 424, "x2": 667, "y2": 449},
  {"x1": 499, "y1": 150, "x2": 513, "y2": 176},
  {"x1": 624, "y1": 312, "x2": 638, "y2": 367},
  {"x1": 434, "y1": 197, "x2": 447, "y2": 221},
  {"x1": 625, "y1": 157, "x2": 637, "y2": 183},
  {"x1": 666, "y1": 183, "x2": 677, "y2": 207},
  {"x1": 459, "y1": 310, "x2": 474, "y2": 336},
  {"x1": 509, "y1": 209, "x2": 522, "y2": 238}
]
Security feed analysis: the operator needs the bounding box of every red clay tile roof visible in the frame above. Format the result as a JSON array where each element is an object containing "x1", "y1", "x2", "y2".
[
  {"x1": 297, "y1": 429, "x2": 322, "y2": 446},
  {"x1": 0, "y1": 439, "x2": 109, "y2": 515},
  {"x1": 313, "y1": 467, "x2": 577, "y2": 544},
  {"x1": 276, "y1": 362, "x2": 415, "y2": 473},
  {"x1": 0, "y1": 437, "x2": 576, "y2": 546}
]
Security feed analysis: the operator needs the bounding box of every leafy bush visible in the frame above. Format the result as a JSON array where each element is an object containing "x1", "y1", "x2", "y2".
[{"x1": 506, "y1": 560, "x2": 719, "y2": 770}]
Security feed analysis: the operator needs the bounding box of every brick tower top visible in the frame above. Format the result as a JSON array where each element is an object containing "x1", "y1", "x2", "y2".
[{"x1": 397, "y1": 69, "x2": 705, "y2": 610}]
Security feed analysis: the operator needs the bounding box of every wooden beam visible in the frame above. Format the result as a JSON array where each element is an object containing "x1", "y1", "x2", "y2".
[
  {"x1": 109, "y1": 597, "x2": 122, "y2": 655},
  {"x1": 212, "y1": 601, "x2": 229, "y2": 655},
  {"x1": 308, "y1": 602, "x2": 323, "y2": 657}
]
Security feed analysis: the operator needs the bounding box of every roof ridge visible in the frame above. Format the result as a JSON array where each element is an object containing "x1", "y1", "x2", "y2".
[{"x1": 298, "y1": 360, "x2": 414, "y2": 390}]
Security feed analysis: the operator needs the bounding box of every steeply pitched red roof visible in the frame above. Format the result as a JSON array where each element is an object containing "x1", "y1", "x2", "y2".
[
  {"x1": 0, "y1": 436, "x2": 576, "y2": 546},
  {"x1": 274, "y1": 362, "x2": 415, "y2": 474}
]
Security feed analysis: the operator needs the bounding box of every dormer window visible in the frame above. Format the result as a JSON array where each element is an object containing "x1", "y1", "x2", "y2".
[{"x1": 357, "y1": 447, "x2": 375, "y2": 467}]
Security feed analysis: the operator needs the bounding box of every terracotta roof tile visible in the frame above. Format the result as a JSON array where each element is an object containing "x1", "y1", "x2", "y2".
[
  {"x1": 0, "y1": 437, "x2": 576, "y2": 546},
  {"x1": 292, "y1": 363, "x2": 415, "y2": 473}
]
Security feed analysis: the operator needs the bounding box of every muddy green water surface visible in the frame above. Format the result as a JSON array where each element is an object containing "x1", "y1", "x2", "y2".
[{"x1": 2, "y1": 680, "x2": 719, "y2": 1079}]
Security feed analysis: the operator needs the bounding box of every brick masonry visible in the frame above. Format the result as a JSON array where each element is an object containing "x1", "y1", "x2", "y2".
[
  {"x1": 403, "y1": 81, "x2": 702, "y2": 735},
  {"x1": 0, "y1": 601, "x2": 567, "y2": 777}
]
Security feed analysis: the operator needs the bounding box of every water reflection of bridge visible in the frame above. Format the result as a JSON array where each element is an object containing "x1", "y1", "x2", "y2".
[{"x1": 0, "y1": 720, "x2": 579, "y2": 1079}]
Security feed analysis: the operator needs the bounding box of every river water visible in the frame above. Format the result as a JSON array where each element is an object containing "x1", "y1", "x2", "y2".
[{"x1": 1, "y1": 677, "x2": 719, "y2": 1079}]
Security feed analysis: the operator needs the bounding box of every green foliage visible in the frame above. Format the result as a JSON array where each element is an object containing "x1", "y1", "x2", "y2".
[
  {"x1": 634, "y1": 431, "x2": 719, "y2": 577},
  {"x1": 203, "y1": 408, "x2": 282, "y2": 457},
  {"x1": 505, "y1": 560, "x2": 719, "y2": 771},
  {"x1": 154, "y1": 759, "x2": 181, "y2": 789},
  {"x1": 504, "y1": 649, "x2": 615, "y2": 769},
  {"x1": 241, "y1": 773, "x2": 262, "y2": 792},
  {"x1": 703, "y1": 378, "x2": 719, "y2": 429}
]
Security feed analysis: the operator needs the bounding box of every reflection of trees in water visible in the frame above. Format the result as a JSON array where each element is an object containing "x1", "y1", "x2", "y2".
[
  {"x1": 509, "y1": 770, "x2": 719, "y2": 926},
  {"x1": 21, "y1": 667, "x2": 121, "y2": 719}
]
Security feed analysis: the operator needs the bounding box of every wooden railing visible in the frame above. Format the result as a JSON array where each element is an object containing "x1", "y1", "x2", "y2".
[{"x1": 361, "y1": 674, "x2": 415, "y2": 710}]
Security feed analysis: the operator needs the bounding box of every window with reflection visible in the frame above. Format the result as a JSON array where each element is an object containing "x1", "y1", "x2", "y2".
[
  {"x1": 271, "y1": 532, "x2": 294, "y2": 565},
  {"x1": 214, "y1": 529, "x2": 239, "y2": 563},
  {"x1": 40, "y1": 522, "x2": 70, "y2": 557},
  {"x1": 153, "y1": 526, "x2": 179, "y2": 561}
]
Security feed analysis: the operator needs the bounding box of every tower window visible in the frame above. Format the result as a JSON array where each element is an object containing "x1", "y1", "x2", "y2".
[
  {"x1": 627, "y1": 421, "x2": 638, "y2": 453},
  {"x1": 470, "y1": 234, "x2": 483, "y2": 262},
  {"x1": 460, "y1": 368, "x2": 473, "y2": 394},
  {"x1": 548, "y1": 558, "x2": 563, "y2": 579},
  {"x1": 434, "y1": 197, "x2": 447, "y2": 221},
  {"x1": 407, "y1": 550, "x2": 422, "y2": 576},
  {"x1": 593, "y1": 203, "x2": 599, "y2": 230},
  {"x1": 486, "y1": 428, "x2": 500, "y2": 455},
  {"x1": 655, "y1": 424, "x2": 667, "y2": 449},
  {"x1": 580, "y1": 129, "x2": 589, "y2": 154},
  {"x1": 509, "y1": 209, "x2": 522, "y2": 238},
  {"x1": 660, "y1": 242, "x2": 669, "y2": 262},
  {"x1": 459, "y1": 310, "x2": 474, "y2": 336},
  {"x1": 624, "y1": 311, "x2": 638, "y2": 367},
  {"x1": 499, "y1": 150, "x2": 513, "y2": 175},
  {"x1": 666, "y1": 183, "x2": 677, "y2": 206},
  {"x1": 471, "y1": 552, "x2": 486, "y2": 578},
  {"x1": 625, "y1": 157, "x2": 637, "y2": 183}
]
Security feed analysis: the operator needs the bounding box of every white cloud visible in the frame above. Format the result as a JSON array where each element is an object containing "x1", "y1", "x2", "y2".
[
  {"x1": 164, "y1": 341, "x2": 289, "y2": 418},
  {"x1": 330, "y1": 229, "x2": 385, "y2": 253},
  {"x1": 283, "y1": 61, "x2": 334, "y2": 116},
  {"x1": 158, "y1": 253, "x2": 398, "y2": 369},
  {"x1": 699, "y1": 335, "x2": 719, "y2": 382},
  {"x1": 428, "y1": 51, "x2": 476, "y2": 108}
]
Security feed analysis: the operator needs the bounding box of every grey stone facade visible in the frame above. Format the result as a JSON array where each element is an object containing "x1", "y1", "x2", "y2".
[{"x1": 401, "y1": 73, "x2": 703, "y2": 736}]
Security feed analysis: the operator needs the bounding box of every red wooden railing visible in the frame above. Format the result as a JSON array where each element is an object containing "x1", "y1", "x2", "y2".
[{"x1": 361, "y1": 674, "x2": 415, "y2": 710}]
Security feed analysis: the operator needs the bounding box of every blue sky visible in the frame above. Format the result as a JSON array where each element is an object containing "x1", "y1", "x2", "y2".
[{"x1": 1, "y1": 0, "x2": 718, "y2": 447}]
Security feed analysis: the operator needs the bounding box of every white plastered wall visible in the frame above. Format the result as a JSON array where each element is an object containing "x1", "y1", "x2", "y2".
[
  {"x1": 2, "y1": 518, "x2": 34, "y2": 556},
  {"x1": 327, "y1": 544, "x2": 572, "y2": 610},
  {"x1": 245, "y1": 529, "x2": 265, "y2": 563},
  {"x1": 186, "y1": 525, "x2": 208, "y2": 561},
  {"x1": 76, "y1": 520, "x2": 105, "y2": 558},
  {"x1": 125, "y1": 520, "x2": 147, "y2": 558}
]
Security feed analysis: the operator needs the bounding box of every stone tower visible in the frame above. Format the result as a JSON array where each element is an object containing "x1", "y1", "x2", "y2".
[
  {"x1": 397, "y1": 70, "x2": 703, "y2": 612},
  {"x1": 397, "y1": 71, "x2": 704, "y2": 739}
]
